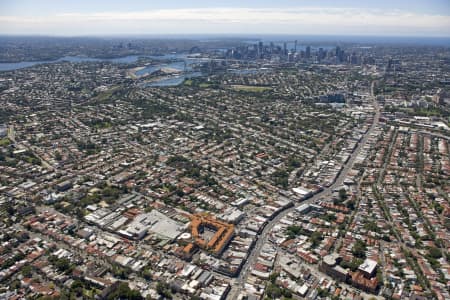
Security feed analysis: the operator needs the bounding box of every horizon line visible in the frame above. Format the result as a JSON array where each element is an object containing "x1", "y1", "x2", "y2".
[{"x1": 1, "y1": 33, "x2": 450, "y2": 39}]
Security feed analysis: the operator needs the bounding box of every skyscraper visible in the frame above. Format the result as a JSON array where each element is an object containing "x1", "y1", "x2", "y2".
[
  {"x1": 318, "y1": 48, "x2": 324, "y2": 61},
  {"x1": 258, "y1": 41, "x2": 263, "y2": 58}
]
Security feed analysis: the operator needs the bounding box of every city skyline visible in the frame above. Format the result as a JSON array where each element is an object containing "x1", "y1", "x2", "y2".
[{"x1": 1, "y1": 0, "x2": 449, "y2": 37}]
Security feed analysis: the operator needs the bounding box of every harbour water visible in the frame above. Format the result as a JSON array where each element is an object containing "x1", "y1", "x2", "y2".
[
  {"x1": 0, "y1": 55, "x2": 143, "y2": 72},
  {"x1": 0, "y1": 53, "x2": 270, "y2": 86},
  {"x1": 0, "y1": 54, "x2": 203, "y2": 86}
]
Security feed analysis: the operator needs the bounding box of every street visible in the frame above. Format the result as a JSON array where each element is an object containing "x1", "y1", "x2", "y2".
[{"x1": 227, "y1": 87, "x2": 380, "y2": 299}]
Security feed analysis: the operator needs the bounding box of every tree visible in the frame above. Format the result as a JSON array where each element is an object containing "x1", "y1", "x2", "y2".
[
  {"x1": 352, "y1": 240, "x2": 367, "y2": 259},
  {"x1": 5, "y1": 202, "x2": 15, "y2": 216},
  {"x1": 107, "y1": 282, "x2": 142, "y2": 300},
  {"x1": 71, "y1": 280, "x2": 84, "y2": 297},
  {"x1": 287, "y1": 156, "x2": 301, "y2": 168},
  {"x1": 272, "y1": 169, "x2": 289, "y2": 188},
  {"x1": 55, "y1": 258, "x2": 72, "y2": 273},
  {"x1": 428, "y1": 247, "x2": 442, "y2": 259},
  {"x1": 266, "y1": 283, "x2": 282, "y2": 298},
  {"x1": 156, "y1": 282, "x2": 172, "y2": 299},
  {"x1": 340, "y1": 258, "x2": 363, "y2": 272},
  {"x1": 285, "y1": 225, "x2": 304, "y2": 239},
  {"x1": 111, "y1": 265, "x2": 130, "y2": 279},
  {"x1": 338, "y1": 188, "x2": 347, "y2": 201},
  {"x1": 21, "y1": 265, "x2": 33, "y2": 278},
  {"x1": 376, "y1": 268, "x2": 384, "y2": 284},
  {"x1": 10, "y1": 279, "x2": 21, "y2": 290},
  {"x1": 269, "y1": 272, "x2": 279, "y2": 284},
  {"x1": 346, "y1": 200, "x2": 355, "y2": 210},
  {"x1": 310, "y1": 231, "x2": 323, "y2": 248},
  {"x1": 323, "y1": 213, "x2": 337, "y2": 222},
  {"x1": 55, "y1": 151, "x2": 62, "y2": 161},
  {"x1": 142, "y1": 268, "x2": 153, "y2": 280},
  {"x1": 363, "y1": 221, "x2": 380, "y2": 233},
  {"x1": 282, "y1": 288, "x2": 292, "y2": 298},
  {"x1": 317, "y1": 288, "x2": 329, "y2": 298}
]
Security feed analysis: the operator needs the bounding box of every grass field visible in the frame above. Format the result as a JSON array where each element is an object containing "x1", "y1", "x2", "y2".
[
  {"x1": 0, "y1": 138, "x2": 10, "y2": 147},
  {"x1": 183, "y1": 79, "x2": 193, "y2": 86},
  {"x1": 93, "y1": 86, "x2": 122, "y2": 103},
  {"x1": 231, "y1": 85, "x2": 272, "y2": 92},
  {"x1": 184, "y1": 79, "x2": 212, "y2": 88}
]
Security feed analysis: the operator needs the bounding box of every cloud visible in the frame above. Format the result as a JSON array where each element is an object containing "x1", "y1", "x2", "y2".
[{"x1": 1, "y1": 7, "x2": 449, "y2": 36}]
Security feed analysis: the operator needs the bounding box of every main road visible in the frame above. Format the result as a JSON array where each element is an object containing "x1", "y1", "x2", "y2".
[{"x1": 227, "y1": 85, "x2": 380, "y2": 299}]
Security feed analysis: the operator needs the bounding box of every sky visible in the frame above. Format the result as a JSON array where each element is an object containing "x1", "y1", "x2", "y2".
[{"x1": 0, "y1": 0, "x2": 449, "y2": 37}]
